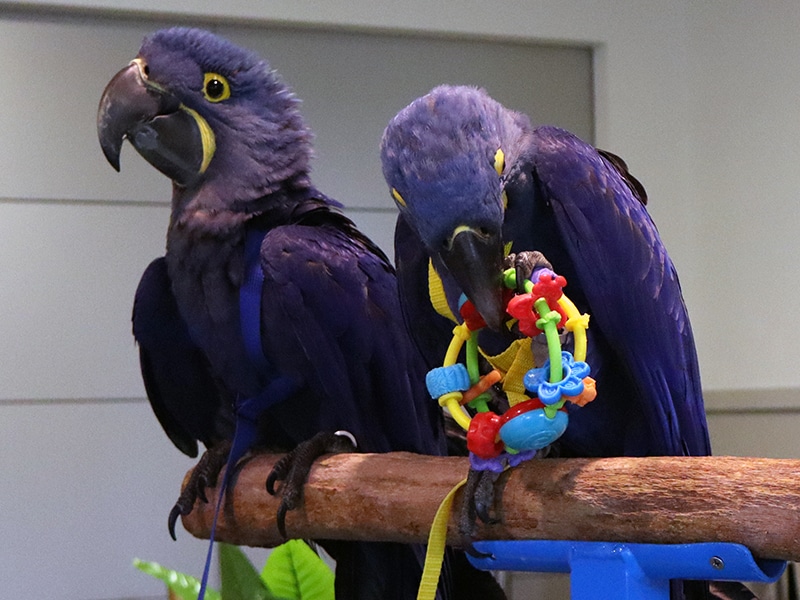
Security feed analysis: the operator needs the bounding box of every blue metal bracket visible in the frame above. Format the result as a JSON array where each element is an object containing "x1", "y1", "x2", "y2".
[{"x1": 468, "y1": 541, "x2": 786, "y2": 599}]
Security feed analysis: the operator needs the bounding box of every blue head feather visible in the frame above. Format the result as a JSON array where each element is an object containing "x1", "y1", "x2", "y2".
[
  {"x1": 138, "y1": 27, "x2": 314, "y2": 205},
  {"x1": 381, "y1": 85, "x2": 530, "y2": 253}
]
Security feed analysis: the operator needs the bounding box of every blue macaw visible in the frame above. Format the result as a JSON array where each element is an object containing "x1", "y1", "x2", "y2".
[
  {"x1": 381, "y1": 85, "x2": 708, "y2": 459},
  {"x1": 98, "y1": 31, "x2": 504, "y2": 600},
  {"x1": 381, "y1": 86, "x2": 758, "y2": 600}
]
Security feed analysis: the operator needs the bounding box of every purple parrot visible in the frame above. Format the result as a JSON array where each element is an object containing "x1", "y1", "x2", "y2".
[
  {"x1": 98, "y1": 30, "x2": 505, "y2": 600},
  {"x1": 381, "y1": 86, "x2": 757, "y2": 600}
]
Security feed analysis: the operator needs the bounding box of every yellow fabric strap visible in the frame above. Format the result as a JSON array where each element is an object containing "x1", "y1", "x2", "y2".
[
  {"x1": 428, "y1": 260, "x2": 458, "y2": 323},
  {"x1": 416, "y1": 477, "x2": 468, "y2": 600},
  {"x1": 483, "y1": 338, "x2": 536, "y2": 407}
]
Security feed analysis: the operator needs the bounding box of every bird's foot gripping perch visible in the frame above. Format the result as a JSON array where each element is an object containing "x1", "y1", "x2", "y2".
[
  {"x1": 266, "y1": 430, "x2": 357, "y2": 538},
  {"x1": 458, "y1": 468, "x2": 503, "y2": 558},
  {"x1": 168, "y1": 439, "x2": 232, "y2": 540}
]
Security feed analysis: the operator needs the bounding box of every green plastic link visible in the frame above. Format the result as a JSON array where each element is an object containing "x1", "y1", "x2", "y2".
[
  {"x1": 465, "y1": 335, "x2": 481, "y2": 384},
  {"x1": 468, "y1": 393, "x2": 491, "y2": 413},
  {"x1": 544, "y1": 399, "x2": 566, "y2": 419},
  {"x1": 503, "y1": 268, "x2": 517, "y2": 289},
  {"x1": 534, "y1": 297, "x2": 563, "y2": 383}
]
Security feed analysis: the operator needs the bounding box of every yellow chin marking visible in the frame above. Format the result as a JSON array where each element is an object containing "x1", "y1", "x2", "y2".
[
  {"x1": 494, "y1": 148, "x2": 505, "y2": 175},
  {"x1": 391, "y1": 187, "x2": 407, "y2": 208},
  {"x1": 180, "y1": 105, "x2": 216, "y2": 174},
  {"x1": 451, "y1": 224, "x2": 474, "y2": 238}
]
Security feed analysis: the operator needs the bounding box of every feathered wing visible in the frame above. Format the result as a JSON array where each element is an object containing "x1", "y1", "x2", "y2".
[
  {"x1": 256, "y1": 208, "x2": 445, "y2": 456},
  {"x1": 524, "y1": 126, "x2": 709, "y2": 456},
  {"x1": 132, "y1": 257, "x2": 233, "y2": 457},
  {"x1": 253, "y1": 208, "x2": 451, "y2": 599}
]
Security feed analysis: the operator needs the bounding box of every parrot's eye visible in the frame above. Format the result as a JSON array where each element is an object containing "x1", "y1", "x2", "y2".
[
  {"x1": 494, "y1": 148, "x2": 505, "y2": 175},
  {"x1": 203, "y1": 73, "x2": 231, "y2": 102},
  {"x1": 391, "y1": 187, "x2": 407, "y2": 208}
]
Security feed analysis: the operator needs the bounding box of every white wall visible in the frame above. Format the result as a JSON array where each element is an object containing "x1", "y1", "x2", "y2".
[{"x1": 2, "y1": 1, "x2": 800, "y2": 598}]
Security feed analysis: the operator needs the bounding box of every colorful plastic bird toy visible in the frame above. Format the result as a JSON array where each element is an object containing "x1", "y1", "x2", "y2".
[{"x1": 426, "y1": 267, "x2": 596, "y2": 472}]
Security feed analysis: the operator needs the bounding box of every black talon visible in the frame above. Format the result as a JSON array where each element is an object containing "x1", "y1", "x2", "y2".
[
  {"x1": 166, "y1": 440, "x2": 232, "y2": 539},
  {"x1": 266, "y1": 431, "x2": 357, "y2": 538},
  {"x1": 276, "y1": 502, "x2": 289, "y2": 539},
  {"x1": 458, "y1": 468, "x2": 493, "y2": 558},
  {"x1": 168, "y1": 501, "x2": 191, "y2": 541},
  {"x1": 196, "y1": 477, "x2": 210, "y2": 504},
  {"x1": 474, "y1": 470, "x2": 501, "y2": 525},
  {"x1": 266, "y1": 452, "x2": 293, "y2": 496}
]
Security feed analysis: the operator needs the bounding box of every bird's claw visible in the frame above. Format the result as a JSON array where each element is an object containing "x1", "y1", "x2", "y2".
[
  {"x1": 168, "y1": 499, "x2": 192, "y2": 541},
  {"x1": 474, "y1": 469, "x2": 501, "y2": 525},
  {"x1": 504, "y1": 251, "x2": 553, "y2": 293},
  {"x1": 458, "y1": 468, "x2": 501, "y2": 557},
  {"x1": 267, "y1": 431, "x2": 357, "y2": 538},
  {"x1": 166, "y1": 440, "x2": 231, "y2": 540}
]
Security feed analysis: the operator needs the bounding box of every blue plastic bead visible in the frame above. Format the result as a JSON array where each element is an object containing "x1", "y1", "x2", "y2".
[
  {"x1": 524, "y1": 351, "x2": 591, "y2": 405},
  {"x1": 499, "y1": 408, "x2": 569, "y2": 451},
  {"x1": 426, "y1": 364, "x2": 471, "y2": 398}
]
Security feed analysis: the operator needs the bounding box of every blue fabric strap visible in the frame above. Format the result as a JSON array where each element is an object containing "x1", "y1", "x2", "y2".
[
  {"x1": 198, "y1": 227, "x2": 299, "y2": 600},
  {"x1": 240, "y1": 227, "x2": 271, "y2": 371}
]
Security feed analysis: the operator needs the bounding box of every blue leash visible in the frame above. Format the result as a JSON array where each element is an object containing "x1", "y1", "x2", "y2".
[{"x1": 197, "y1": 227, "x2": 298, "y2": 599}]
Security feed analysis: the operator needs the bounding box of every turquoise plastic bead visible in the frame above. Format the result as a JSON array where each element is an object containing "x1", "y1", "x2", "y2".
[
  {"x1": 426, "y1": 364, "x2": 471, "y2": 398},
  {"x1": 499, "y1": 408, "x2": 569, "y2": 451}
]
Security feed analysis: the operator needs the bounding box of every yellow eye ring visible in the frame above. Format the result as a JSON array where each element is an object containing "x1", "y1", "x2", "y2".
[
  {"x1": 494, "y1": 148, "x2": 506, "y2": 175},
  {"x1": 203, "y1": 72, "x2": 231, "y2": 102},
  {"x1": 391, "y1": 187, "x2": 407, "y2": 208}
]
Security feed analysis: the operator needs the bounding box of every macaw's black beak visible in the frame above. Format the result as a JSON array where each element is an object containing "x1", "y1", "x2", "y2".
[
  {"x1": 440, "y1": 226, "x2": 506, "y2": 331},
  {"x1": 97, "y1": 59, "x2": 214, "y2": 187}
]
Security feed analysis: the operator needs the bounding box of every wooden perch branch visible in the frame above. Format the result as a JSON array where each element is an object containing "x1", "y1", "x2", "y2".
[{"x1": 180, "y1": 453, "x2": 800, "y2": 561}]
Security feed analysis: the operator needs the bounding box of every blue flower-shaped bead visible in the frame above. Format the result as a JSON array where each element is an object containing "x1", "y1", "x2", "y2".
[
  {"x1": 524, "y1": 351, "x2": 590, "y2": 405},
  {"x1": 499, "y1": 408, "x2": 569, "y2": 451},
  {"x1": 426, "y1": 364, "x2": 470, "y2": 399}
]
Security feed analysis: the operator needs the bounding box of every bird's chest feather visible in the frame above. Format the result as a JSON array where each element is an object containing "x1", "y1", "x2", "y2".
[{"x1": 165, "y1": 227, "x2": 263, "y2": 397}]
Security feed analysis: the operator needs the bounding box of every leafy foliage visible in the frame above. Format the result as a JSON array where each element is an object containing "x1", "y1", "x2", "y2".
[
  {"x1": 219, "y1": 543, "x2": 276, "y2": 600},
  {"x1": 135, "y1": 540, "x2": 334, "y2": 600},
  {"x1": 133, "y1": 557, "x2": 221, "y2": 600},
  {"x1": 261, "y1": 540, "x2": 335, "y2": 600}
]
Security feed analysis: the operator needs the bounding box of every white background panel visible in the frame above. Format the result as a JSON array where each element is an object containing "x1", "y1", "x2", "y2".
[
  {"x1": 0, "y1": 201, "x2": 167, "y2": 400},
  {"x1": 708, "y1": 412, "x2": 800, "y2": 459},
  {"x1": 0, "y1": 15, "x2": 172, "y2": 203}
]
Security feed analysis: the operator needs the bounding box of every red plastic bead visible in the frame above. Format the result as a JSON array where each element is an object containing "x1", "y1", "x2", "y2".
[
  {"x1": 459, "y1": 299, "x2": 487, "y2": 331},
  {"x1": 467, "y1": 411, "x2": 504, "y2": 458}
]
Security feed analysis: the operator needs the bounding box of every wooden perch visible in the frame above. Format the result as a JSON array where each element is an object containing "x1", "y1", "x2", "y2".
[{"x1": 180, "y1": 452, "x2": 800, "y2": 561}]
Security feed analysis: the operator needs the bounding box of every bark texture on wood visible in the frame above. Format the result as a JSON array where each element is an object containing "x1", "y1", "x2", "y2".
[{"x1": 179, "y1": 452, "x2": 800, "y2": 561}]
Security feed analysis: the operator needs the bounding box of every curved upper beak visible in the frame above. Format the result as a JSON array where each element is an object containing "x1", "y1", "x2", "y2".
[
  {"x1": 97, "y1": 59, "x2": 212, "y2": 186},
  {"x1": 440, "y1": 226, "x2": 506, "y2": 331}
]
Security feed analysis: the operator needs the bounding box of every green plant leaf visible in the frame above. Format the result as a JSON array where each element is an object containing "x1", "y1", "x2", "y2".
[
  {"x1": 261, "y1": 540, "x2": 335, "y2": 600},
  {"x1": 219, "y1": 543, "x2": 277, "y2": 600},
  {"x1": 133, "y1": 557, "x2": 221, "y2": 600}
]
